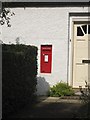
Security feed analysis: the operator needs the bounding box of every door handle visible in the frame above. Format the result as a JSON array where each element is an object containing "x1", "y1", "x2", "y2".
[{"x1": 82, "y1": 60, "x2": 90, "y2": 64}]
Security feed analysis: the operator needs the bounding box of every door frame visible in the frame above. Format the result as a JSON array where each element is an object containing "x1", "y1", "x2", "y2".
[{"x1": 69, "y1": 16, "x2": 90, "y2": 88}]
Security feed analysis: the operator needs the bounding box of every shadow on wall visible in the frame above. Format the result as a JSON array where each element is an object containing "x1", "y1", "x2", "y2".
[{"x1": 36, "y1": 76, "x2": 50, "y2": 96}]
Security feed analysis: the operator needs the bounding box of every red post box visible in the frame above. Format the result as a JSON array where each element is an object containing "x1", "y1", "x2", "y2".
[{"x1": 40, "y1": 45, "x2": 52, "y2": 73}]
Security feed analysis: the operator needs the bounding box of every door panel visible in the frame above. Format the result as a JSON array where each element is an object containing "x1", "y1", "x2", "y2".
[{"x1": 73, "y1": 23, "x2": 89, "y2": 88}]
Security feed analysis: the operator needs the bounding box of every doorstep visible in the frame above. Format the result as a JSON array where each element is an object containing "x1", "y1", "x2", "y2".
[
  {"x1": 39, "y1": 96, "x2": 82, "y2": 104},
  {"x1": 36, "y1": 95, "x2": 82, "y2": 104}
]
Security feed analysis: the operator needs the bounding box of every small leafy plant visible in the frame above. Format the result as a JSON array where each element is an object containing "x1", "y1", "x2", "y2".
[
  {"x1": 79, "y1": 81, "x2": 90, "y2": 101},
  {"x1": 48, "y1": 82, "x2": 75, "y2": 97},
  {"x1": 76, "y1": 81, "x2": 90, "y2": 118}
]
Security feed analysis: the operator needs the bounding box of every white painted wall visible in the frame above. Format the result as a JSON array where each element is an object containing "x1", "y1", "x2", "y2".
[{"x1": 2, "y1": 7, "x2": 88, "y2": 95}]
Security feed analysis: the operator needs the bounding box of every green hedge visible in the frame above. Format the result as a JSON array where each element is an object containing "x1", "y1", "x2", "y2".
[{"x1": 2, "y1": 44, "x2": 38, "y2": 117}]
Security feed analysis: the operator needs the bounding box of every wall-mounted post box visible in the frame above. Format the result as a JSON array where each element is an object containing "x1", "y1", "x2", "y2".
[{"x1": 40, "y1": 45, "x2": 52, "y2": 73}]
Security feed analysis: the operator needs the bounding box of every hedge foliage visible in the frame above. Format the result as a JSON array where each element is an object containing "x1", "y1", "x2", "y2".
[
  {"x1": 48, "y1": 82, "x2": 75, "y2": 97},
  {"x1": 2, "y1": 44, "x2": 38, "y2": 117}
]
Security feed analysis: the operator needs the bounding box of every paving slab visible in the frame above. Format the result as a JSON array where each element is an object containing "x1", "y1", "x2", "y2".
[{"x1": 8, "y1": 96, "x2": 89, "y2": 119}]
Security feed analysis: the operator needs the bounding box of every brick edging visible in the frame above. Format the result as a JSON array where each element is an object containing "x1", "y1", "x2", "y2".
[{"x1": 60, "y1": 95, "x2": 81, "y2": 100}]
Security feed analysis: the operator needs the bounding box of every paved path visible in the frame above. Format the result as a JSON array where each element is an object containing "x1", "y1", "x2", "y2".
[{"x1": 9, "y1": 96, "x2": 88, "y2": 119}]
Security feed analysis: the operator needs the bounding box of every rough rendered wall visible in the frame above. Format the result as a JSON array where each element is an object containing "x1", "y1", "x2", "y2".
[{"x1": 2, "y1": 7, "x2": 88, "y2": 95}]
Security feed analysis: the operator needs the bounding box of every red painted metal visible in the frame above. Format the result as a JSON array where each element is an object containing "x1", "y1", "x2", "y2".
[{"x1": 40, "y1": 45, "x2": 52, "y2": 73}]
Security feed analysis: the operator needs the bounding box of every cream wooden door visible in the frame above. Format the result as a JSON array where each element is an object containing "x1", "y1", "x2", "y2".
[
  {"x1": 73, "y1": 23, "x2": 90, "y2": 88},
  {"x1": 88, "y1": 24, "x2": 90, "y2": 85}
]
